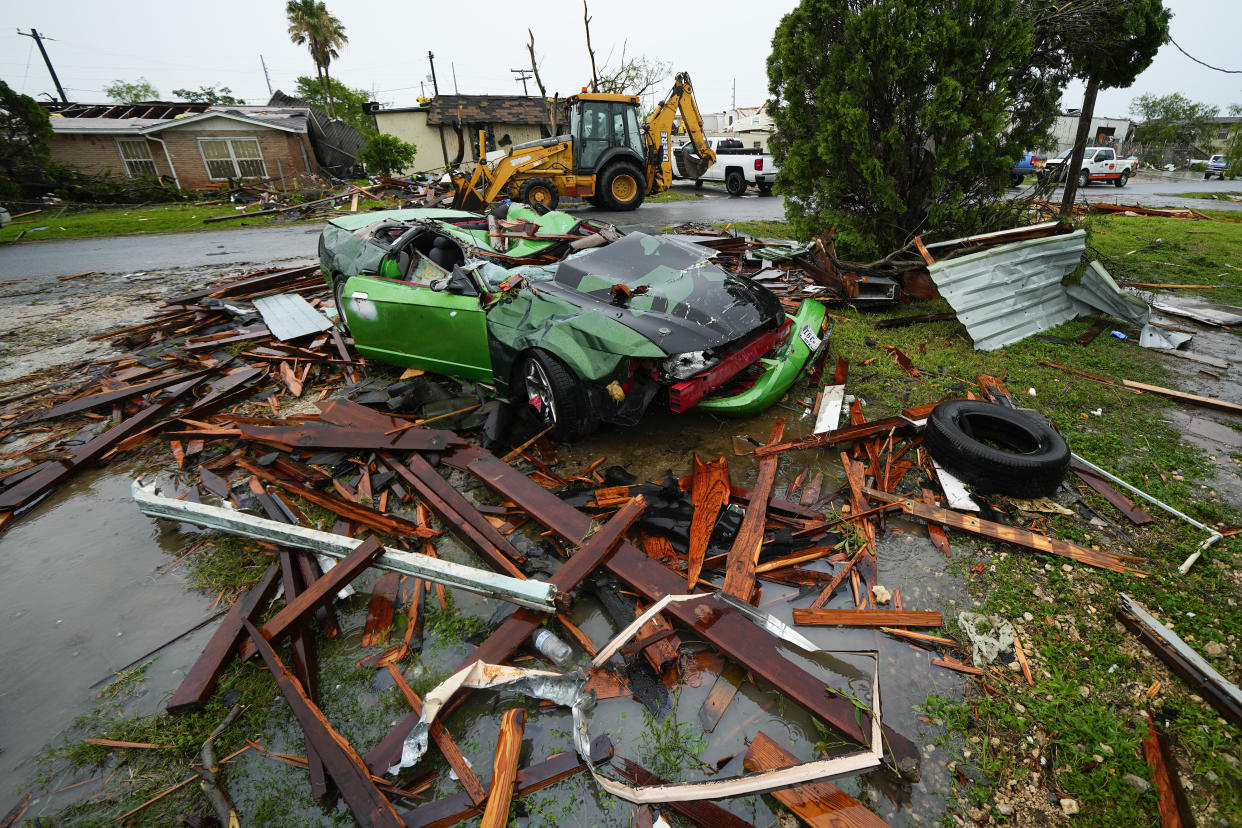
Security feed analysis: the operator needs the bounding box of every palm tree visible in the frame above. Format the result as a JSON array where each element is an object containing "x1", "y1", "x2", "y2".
[{"x1": 286, "y1": 0, "x2": 348, "y2": 119}]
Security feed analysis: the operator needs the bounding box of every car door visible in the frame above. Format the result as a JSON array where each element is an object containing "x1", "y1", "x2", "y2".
[
  {"x1": 341, "y1": 266, "x2": 492, "y2": 382},
  {"x1": 1089, "y1": 148, "x2": 1118, "y2": 182}
]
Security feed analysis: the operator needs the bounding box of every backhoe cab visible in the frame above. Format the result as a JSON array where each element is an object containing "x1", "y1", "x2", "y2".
[{"x1": 450, "y1": 72, "x2": 714, "y2": 212}]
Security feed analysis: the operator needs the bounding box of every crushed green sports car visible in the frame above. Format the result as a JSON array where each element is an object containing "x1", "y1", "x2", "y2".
[{"x1": 318, "y1": 205, "x2": 827, "y2": 440}]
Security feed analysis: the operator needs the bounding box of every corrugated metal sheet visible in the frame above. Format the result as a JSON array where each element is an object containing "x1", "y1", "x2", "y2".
[
  {"x1": 927, "y1": 230, "x2": 1087, "y2": 351},
  {"x1": 1065, "y1": 261, "x2": 1150, "y2": 326},
  {"x1": 253, "y1": 293, "x2": 333, "y2": 341}
]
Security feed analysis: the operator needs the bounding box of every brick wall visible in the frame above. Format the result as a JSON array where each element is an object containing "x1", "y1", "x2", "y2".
[{"x1": 48, "y1": 128, "x2": 317, "y2": 190}]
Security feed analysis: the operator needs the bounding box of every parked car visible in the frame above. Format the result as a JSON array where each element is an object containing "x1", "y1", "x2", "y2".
[
  {"x1": 671, "y1": 136, "x2": 779, "y2": 195},
  {"x1": 1040, "y1": 146, "x2": 1129, "y2": 187},
  {"x1": 1010, "y1": 152, "x2": 1046, "y2": 186},
  {"x1": 1205, "y1": 154, "x2": 1233, "y2": 180},
  {"x1": 318, "y1": 205, "x2": 826, "y2": 440}
]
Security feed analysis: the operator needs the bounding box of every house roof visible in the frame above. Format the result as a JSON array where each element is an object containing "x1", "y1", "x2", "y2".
[
  {"x1": 44, "y1": 102, "x2": 309, "y2": 135},
  {"x1": 426, "y1": 95, "x2": 551, "y2": 126}
]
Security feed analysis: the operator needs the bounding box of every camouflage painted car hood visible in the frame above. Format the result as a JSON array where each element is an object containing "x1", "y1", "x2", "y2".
[{"x1": 550, "y1": 232, "x2": 782, "y2": 354}]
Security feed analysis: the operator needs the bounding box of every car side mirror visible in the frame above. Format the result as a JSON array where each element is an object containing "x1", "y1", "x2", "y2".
[{"x1": 445, "y1": 267, "x2": 478, "y2": 296}]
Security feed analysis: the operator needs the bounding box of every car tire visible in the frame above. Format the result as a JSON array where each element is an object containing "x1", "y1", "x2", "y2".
[
  {"x1": 597, "y1": 163, "x2": 646, "y2": 210},
  {"x1": 1079, "y1": 169, "x2": 1090, "y2": 189},
  {"x1": 332, "y1": 274, "x2": 350, "y2": 333},
  {"x1": 519, "y1": 177, "x2": 559, "y2": 211},
  {"x1": 1010, "y1": 172, "x2": 1024, "y2": 188},
  {"x1": 923, "y1": 400, "x2": 1069, "y2": 498},
  {"x1": 758, "y1": 183, "x2": 773, "y2": 196},
  {"x1": 518, "y1": 349, "x2": 596, "y2": 441},
  {"x1": 726, "y1": 171, "x2": 746, "y2": 196},
  {"x1": 694, "y1": 179, "x2": 703, "y2": 189},
  {"x1": 1115, "y1": 169, "x2": 1129, "y2": 188},
  {"x1": 1204, "y1": 172, "x2": 1212, "y2": 180}
]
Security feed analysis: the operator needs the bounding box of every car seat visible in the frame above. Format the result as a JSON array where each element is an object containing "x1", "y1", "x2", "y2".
[{"x1": 427, "y1": 236, "x2": 464, "y2": 271}]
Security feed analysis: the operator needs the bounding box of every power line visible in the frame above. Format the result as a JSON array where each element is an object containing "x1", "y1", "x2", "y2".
[
  {"x1": 17, "y1": 28, "x2": 67, "y2": 102},
  {"x1": 1169, "y1": 35, "x2": 1242, "y2": 74}
]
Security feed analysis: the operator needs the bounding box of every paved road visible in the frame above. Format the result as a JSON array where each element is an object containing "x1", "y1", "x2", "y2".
[{"x1": 4, "y1": 176, "x2": 1236, "y2": 283}]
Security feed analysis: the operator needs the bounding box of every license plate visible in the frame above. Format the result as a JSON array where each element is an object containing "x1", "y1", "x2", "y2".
[{"x1": 799, "y1": 325, "x2": 822, "y2": 352}]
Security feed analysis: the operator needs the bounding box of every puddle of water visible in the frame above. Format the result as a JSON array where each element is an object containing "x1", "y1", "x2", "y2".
[{"x1": 0, "y1": 465, "x2": 219, "y2": 813}]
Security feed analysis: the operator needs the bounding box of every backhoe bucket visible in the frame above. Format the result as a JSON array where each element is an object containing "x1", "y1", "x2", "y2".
[
  {"x1": 449, "y1": 171, "x2": 489, "y2": 212},
  {"x1": 673, "y1": 146, "x2": 712, "y2": 180}
]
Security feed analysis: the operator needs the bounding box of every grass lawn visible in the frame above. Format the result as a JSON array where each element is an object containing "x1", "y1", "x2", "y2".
[
  {"x1": 0, "y1": 197, "x2": 396, "y2": 244},
  {"x1": 646, "y1": 190, "x2": 703, "y2": 203},
  {"x1": 728, "y1": 213, "x2": 1242, "y2": 826},
  {"x1": 1172, "y1": 191, "x2": 1242, "y2": 201}
]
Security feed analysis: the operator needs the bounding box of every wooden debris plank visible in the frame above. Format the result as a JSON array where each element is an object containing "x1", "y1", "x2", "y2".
[
  {"x1": 754, "y1": 415, "x2": 915, "y2": 458},
  {"x1": 632, "y1": 603, "x2": 681, "y2": 674},
  {"x1": 698, "y1": 662, "x2": 746, "y2": 733},
  {"x1": 238, "y1": 421, "x2": 462, "y2": 453},
  {"x1": 400, "y1": 737, "x2": 613, "y2": 828},
  {"x1": 479, "y1": 708, "x2": 526, "y2": 828},
  {"x1": 362, "y1": 572, "x2": 401, "y2": 647},
  {"x1": 743, "y1": 731, "x2": 892, "y2": 828},
  {"x1": 279, "y1": 548, "x2": 327, "y2": 800},
  {"x1": 879, "y1": 627, "x2": 958, "y2": 647},
  {"x1": 166, "y1": 564, "x2": 281, "y2": 713},
  {"x1": 381, "y1": 452, "x2": 528, "y2": 578},
  {"x1": 30, "y1": 369, "x2": 212, "y2": 422},
  {"x1": 801, "y1": 472, "x2": 824, "y2": 506},
  {"x1": 240, "y1": 537, "x2": 385, "y2": 660},
  {"x1": 0, "y1": 375, "x2": 208, "y2": 511},
  {"x1": 687, "y1": 454, "x2": 731, "y2": 590},
  {"x1": 458, "y1": 448, "x2": 920, "y2": 777},
  {"x1": 1077, "y1": 320, "x2": 1108, "y2": 345},
  {"x1": 793, "y1": 609, "x2": 942, "y2": 627},
  {"x1": 922, "y1": 489, "x2": 951, "y2": 556},
  {"x1": 385, "y1": 665, "x2": 486, "y2": 805},
  {"x1": 866, "y1": 488, "x2": 1146, "y2": 575},
  {"x1": 808, "y1": 551, "x2": 860, "y2": 610},
  {"x1": 1069, "y1": 458, "x2": 1154, "y2": 525},
  {"x1": 754, "y1": 545, "x2": 837, "y2": 574},
  {"x1": 722, "y1": 418, "x2": 785, "y2": 601},
  {"x1": 611, "y1": 759, "x2": 756, "y2": 828},
  {"x1": 1142, "y1": 716, "x2": 1196, "y2": 828},
  {"x1": 932, "y1": 657, "x2": 985, "y2": 676},
  {"x1": 364, "y1": 496, "x2": 646, "y2": 774},
  {"x1": 243, "y1": 621, "x2": 403, "y2": 828}
]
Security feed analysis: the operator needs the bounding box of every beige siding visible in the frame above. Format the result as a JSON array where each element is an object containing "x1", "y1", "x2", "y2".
[{"x1": 375, "y1": 110, "x2": 440, "y2": 174}]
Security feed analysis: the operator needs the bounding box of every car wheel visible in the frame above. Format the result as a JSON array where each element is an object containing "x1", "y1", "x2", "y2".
[
  {"x1": 1115, "y1": 169, "x2": 1129, "y2": 188},
  {"x1": 693, "y1": 179, "x2": 703, "y2": 189},
  {"x1": 1204, "y1": 172, "x2": 1212, "y2": 180},
  {"x1": 758, "y1": 184, "x2": 773, "y2": 196},
  {"x1": 726, "y1": 171, "x2": 746, "y2": 196},
  {"x1": 332, "y1": 274, "x2": 350, "y2": 333},
  {"x1": 519, "y1": 176, "x2": 559, "y2": 211},
  {"x1": 598, "y1": 163, "x2": 645, "y2": 210},
  {"x1": 1010, "y1": 172, "x2": 1024, "y2": 188},
  {"x1": 519, "y1": 349, "x2": 595, "y2": 441},
  {"x1": 924, "y1": 400, "x2": 1069, "y2": 497},
  {"x1": 1079, "y1": 169, "x2": 1090, "y2": 189}
]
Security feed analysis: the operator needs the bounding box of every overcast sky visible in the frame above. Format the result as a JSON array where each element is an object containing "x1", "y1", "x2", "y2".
[{"x1": 2, "y1": 0, "x2": 1238, "y2": 119}]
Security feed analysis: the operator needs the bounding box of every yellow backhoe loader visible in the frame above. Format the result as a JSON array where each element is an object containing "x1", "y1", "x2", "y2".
[{"x1": 449, "y1": 72, "x2": 714, "y2": 212}]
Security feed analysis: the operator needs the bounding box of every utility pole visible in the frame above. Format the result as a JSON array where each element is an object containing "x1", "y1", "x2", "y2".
[
  {"x1": 451, "y1": 62, "x2": 459, "y2": 94},
  {"x1": 427, "y1": 51, "x2": 440, "y2": 95},
  {"x1": 731, "y1": 78, "x2": 736, "y2": 114},
  {"x1": 260, "y1": 54, "x2": 273, "y2": 97},
  {"x1": 18, "y1": 29, "x2": 67, "y2": 103},
  {"x1": 510, "y1": 69, "x2": 532, "y2": 95}
]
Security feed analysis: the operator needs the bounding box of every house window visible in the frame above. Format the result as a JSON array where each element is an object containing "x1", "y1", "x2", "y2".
[
  {"x1": 197, "y1": 137, "x2": 267, "y2": 180},
  {"x1": 117, "y1": 139, "x2": 157, "y2": 178}
]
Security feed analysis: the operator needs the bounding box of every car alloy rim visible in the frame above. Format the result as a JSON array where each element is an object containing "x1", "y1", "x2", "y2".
[
  {"x1": 524, "y1": 360, "x2": 557, "y2": 424},
  {"x1": 611, "y1": 174, "x2": 637, "y2": 201}
]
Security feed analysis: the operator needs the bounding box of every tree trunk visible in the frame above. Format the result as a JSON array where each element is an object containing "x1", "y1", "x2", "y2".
[
  {"x1": 1059, "y1": 75, "x2": 1100, "y2": 220},
  {"x1": 322, "y1": 64, "x2": 337, "y2": 120}
]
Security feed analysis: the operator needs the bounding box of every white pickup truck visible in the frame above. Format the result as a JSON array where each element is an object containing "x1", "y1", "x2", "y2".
[
  {"x1": 672, "y1": 136, "x2": 778, "y2": 196},
  {"x1": 1041, "y1": 146, "x2": 1131, "y2": 188}
]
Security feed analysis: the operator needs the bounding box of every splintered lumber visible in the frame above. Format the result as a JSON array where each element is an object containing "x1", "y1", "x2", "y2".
[
  {"x1": 808, "y1": 551, "x2": 860, "y2": 610},
  {"x1": 243, "y1": 621, "x2": 403, "y2": 828},
  {"x1": 687, "y1": 454, "x2": 730, "y2": 590},
  {"x1": 611, "y1": 759, "x2": 757, "y2": 828},
  {"x1": 480, "y1": 708, "x2": 526, "y2": 828},
  {"x1": 792, "y1": 609, "x2": 943, "y2": 627},
  {"x1": 30, "y1": 369, "x2": 212, "y2": 422},
  {"x1": 278, "y1": 548, "x2": 327, "y2": 799},
  {"x1": 386, "y1": 665, "x2": 485, "y2": 805},
  {"x1": 380, "y1": 452, "x2": 527, "y2": 579},
  {"x1": 0, "y1": 374, "x2": 208, "y2": 511},
  {"x1": 1142, "y1": 715, "x2": 1196, "y2": 828},
  {"x1": 698, "y1": 662, "x2": 746, "y2": 733},
  {"x1": 1122, "y1": 379, "x2": 1242, "y2": 415},
  {"x1": 240, "y1": 537, "x2": 384, "y2": 660},
  {"x1": 633, "y1": 602, "x2": 681, "y2": 674},
  {"x1": 238, "y1": 421, "x2": 463, "y2": 452},
  {"x1": 722, "y1": 419, "x2": 784, "y2": 601},
  {"x1": 922, "y1": 489, "x2": 951, "y2": 556},
  {"x1": 864, "y1": 488, "x2": 1147, "y2": 575},
  {"x1": 365, "y1": 496, "x2": 646, "y2": 774},
  {"x1": 400, "y1": 737, "x2": 614, "y2": 828},
  {"x1": 457, "y1": 448, "x2": 921, "y2": 778},
  {"x1": 362, "y1": 573, "x2": 401, "y2": 647},
  {"x1": 1069, "y1": 457, "x2": 1153, "y2": 525},
  {"x1": 879, "y1": 628, "x2": 958, "y2": 647},
  {"x1": 166, "y1": 564, "x2": 281, "y2": 713},
  {"x1": 754, "y1": 416, "x2": 915, "y2": 458},
  {"x1": 743, "y1": 731, "x2": 891, "y2": 828}
]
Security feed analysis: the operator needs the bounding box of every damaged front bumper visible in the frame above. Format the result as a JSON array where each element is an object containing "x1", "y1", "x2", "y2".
[{"x1": 692, "y1": 299, "x2": 828, "y2": 417}]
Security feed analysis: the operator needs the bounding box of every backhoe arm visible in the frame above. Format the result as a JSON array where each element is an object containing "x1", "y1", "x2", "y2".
[{"x1": 644, "y1": 72, "x2": 715, "y2": 194}]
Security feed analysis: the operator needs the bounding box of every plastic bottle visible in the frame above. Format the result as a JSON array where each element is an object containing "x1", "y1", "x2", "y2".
[{"x1": 531, "y1": 629, "x2": 573, "y2": 665}]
